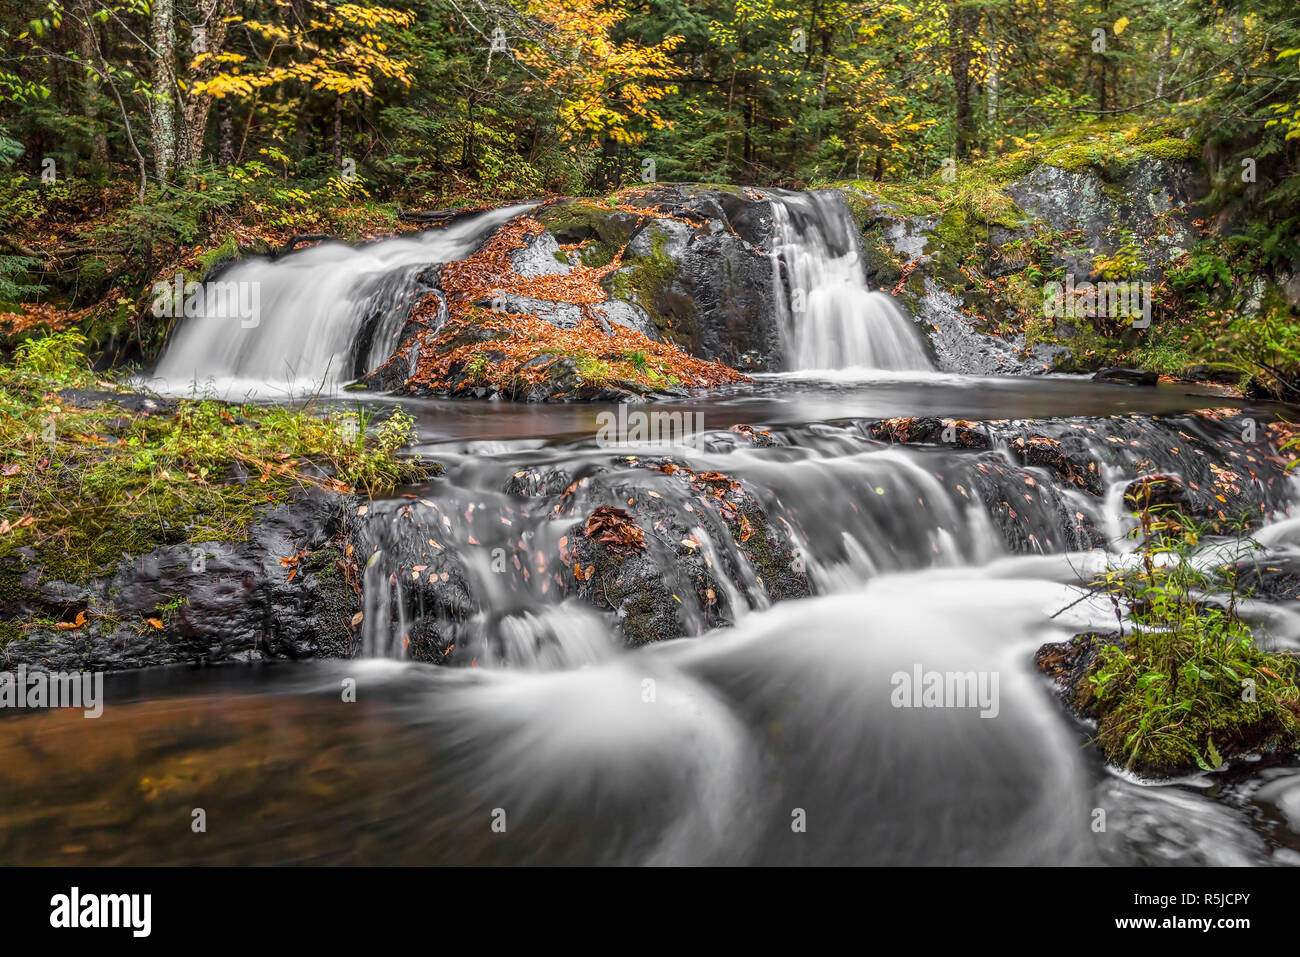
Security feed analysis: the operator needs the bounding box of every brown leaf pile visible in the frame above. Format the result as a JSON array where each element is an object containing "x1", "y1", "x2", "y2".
[
  {"x1": 408, "y1": 212, "x2": 747, "y2": 394},
  {"x1": 583, "y1": 505, "x2": 647, "y2": 556}
]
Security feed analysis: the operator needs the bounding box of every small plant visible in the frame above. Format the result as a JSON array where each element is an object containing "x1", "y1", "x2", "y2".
[
  {"x1": 575, "y1": 354, "x2": 614, "y2": 386},
  {"x1": 12, "y1": 329, "x2": 92, "y2": 384},
  {"x1": 1093, "y1": 236, "x2": 1142, "y2": 280},
  {"x1": 1082, "y1": 497, "x2": 1300, "y2": 774},
  {"x1": 466, "y1": 351, "x2": 491, "y2": 382}
]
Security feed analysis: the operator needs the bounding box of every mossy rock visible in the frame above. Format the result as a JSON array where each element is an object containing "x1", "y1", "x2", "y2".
[
  {"x1": 604, "y1": 227, "x2": 696, "y2": 348},
  {"x1": 535, "y1": 200, "x2": 640, "y2": 267}
]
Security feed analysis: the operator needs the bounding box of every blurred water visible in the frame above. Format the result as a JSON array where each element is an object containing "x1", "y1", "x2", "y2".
[
  {"x1": 2, "y1": 376, "x2": 1298, "y2": 865},
  {"x1": 150, "y1": 204, "x2": 533, "y2": 398},
  {"x1": 769, "y1": 190, "x2": 933, "y2": 371}
]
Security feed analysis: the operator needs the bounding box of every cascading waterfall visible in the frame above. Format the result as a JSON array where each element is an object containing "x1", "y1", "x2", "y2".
[
  {"x1": 346, "y1": 410, "x2": 1300, "y2": 667},
  {"x1": 151, "y1": 204, "x2": 534, "y2": 397},
  {"x1": 769, "y1": 189, "x2": 933, "y2": 372}
]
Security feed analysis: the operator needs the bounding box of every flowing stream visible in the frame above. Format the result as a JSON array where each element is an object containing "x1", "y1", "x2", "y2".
[{"x1": 4, "y1": 200, "x2": 1300, "y2": 865}]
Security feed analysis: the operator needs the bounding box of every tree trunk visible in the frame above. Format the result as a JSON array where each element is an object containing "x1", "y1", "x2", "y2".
[
  {"x1": 177, "y1": 0, "x2": 235, "y2": 168},
  {"x1": 332, "y1": 97, "x2": 344, "y2": 169},
  {"x1": 948, "y1": 0, "x2": 978, "y2": 158},
  {"x1": 76, "y1": 17, "x2": 108, "y2": 167},
  {"x1": 1155, "y1": 26, "x2": 1172, "y2": 99},
  {"x1": 150, "y1": 0, "x2": 177, "y2": 182},
  {"x1": 985, "y1": 14, "x2": 999, "y2": 142},
  {"x1": 217, "y1": 98, "x2": 235, "y2": 165}
]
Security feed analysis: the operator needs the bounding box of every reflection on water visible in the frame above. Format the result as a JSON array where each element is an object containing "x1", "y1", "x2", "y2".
[{"x1": 377, "y1": 373, "x2": 1257, "y2": 448}]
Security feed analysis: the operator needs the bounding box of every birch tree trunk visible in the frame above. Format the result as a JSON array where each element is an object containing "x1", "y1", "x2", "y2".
[
  {"x1": 150, "y1": 0, "x2": 177, "y2": 182},
  {"x1": 1155, "y1": 27, "x2": 1172, "y2": 99}
]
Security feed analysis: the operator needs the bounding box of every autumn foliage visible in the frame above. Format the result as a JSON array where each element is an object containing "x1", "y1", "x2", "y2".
[{"x1": 408, "y1": 211, "x2": 747, "y2": 397}]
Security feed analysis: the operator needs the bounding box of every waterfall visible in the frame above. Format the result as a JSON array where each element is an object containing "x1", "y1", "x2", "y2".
[
  {"x1": 151, "y1": 203, "x2": 534, "y2": 397},
  {"x1": 769, "y1": 190, "x2": 933, "y2": 372}
]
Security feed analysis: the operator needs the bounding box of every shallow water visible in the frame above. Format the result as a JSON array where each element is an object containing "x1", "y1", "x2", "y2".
[{"x1": 3, "y1": 372, "x2": 1299, "y2": 866}]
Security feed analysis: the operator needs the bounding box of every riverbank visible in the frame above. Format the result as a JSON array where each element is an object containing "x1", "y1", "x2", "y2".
[{"x1": 0, "y1": 331, "x2": 429, "y2": 668}]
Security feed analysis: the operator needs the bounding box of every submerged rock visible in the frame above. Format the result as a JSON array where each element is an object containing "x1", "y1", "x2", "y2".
[{"x1": 1094, "y1": 367, "x2": 1159, "y2": 386}]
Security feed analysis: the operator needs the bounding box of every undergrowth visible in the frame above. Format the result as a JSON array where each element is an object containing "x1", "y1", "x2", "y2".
[
  {"x1": 0, "y1": 330, "x2": 427, "y2": 582},
  {"x1": 1083, "y1": 493, "x2": 1300, "y2": 775}
]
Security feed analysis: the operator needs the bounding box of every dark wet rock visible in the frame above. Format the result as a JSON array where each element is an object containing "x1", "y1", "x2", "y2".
[
  {"x1": 1036, "y1": 632, "x2": 1115, "y2": 713},
  {"x1": 1094, "y1": 367, "x2": 1159, "y2": 386},
  {"x1": 1006, "y1": 434, "x2": 1104, "y2": 495},
  {"x1": 362, "y1": 330, "x2": 428, "y2": 392},
  {"x1": 602, "y1": 199, "x2": 783, "y2": 369},
  {"x1": 56, "y1": 388, "x2": 174, "y2": 416},
  {"x1": 729, "y1": 424, "x2": 778, "y2": 448},
  {"x1": 428, "y1": 351, "x2": 647, "y2": 404},
  {"x1": 1, "y1": 487, "x2": 361, "y2": 672},
  {"x1": 503, "y1": 466, "x2": 575, "y2": 498},
  {"x1": 532, "y1": 186, "x2": 789, "y2": 370},
  {"x1": 1235, "y1": 557, "x2": 1300, "y2": 604},
  {"x1": 357, "y1": 271, "x2": 446, "y2": 391},
  {"x1": 865, "y1": 416, "x2": 991, "y2": 449},
  {"x1": 544, "y1": 457, "x2": 809, "y2": 644},
  {"x1": 843, "y1": 409, "x2": 1294, "y2": 546},
  {"x1": 563, "y1": 512, "x2": 685, "y2": 647},
  {"x1": 960, "y1": 456, "x2": 1102, "y2": 552},
  {"x1": 365, "y1": 525, "x2": 477, "y2": 665}
]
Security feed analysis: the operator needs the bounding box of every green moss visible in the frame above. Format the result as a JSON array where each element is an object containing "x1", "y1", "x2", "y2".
[
  {"x1": 838, "y1": 188, "x2": 880, "y2": 230},
  {"x1": 535, "y1": 200, "x2": 625, "y2": 267},
  {"x1": 1133, "y1": 137, "x2": 1194, "y2": 163},
  {"x1": 198, "y1": 236, "x2": 243, "y2": 276},
  {"x1": 0, "y1": 619, "x2": 21, "y2": 648},
  {"x1": 1126, "y1": 118, "x2": 1190, "y2": 146},
  {"x1": 608, "y1": 229, "x2": 696, "y2": 347},
  {"x1": 0, "y1": 331, "x2": 428, "y2": 586},
  {"x1": 0, "y1": 559, "x2": 24, "y2": 605},
  {"x1": 574, "y1": 355, "x2": 614, "y2": 386},
  {"x1": 984, "y1": 154, "x2": 1040, "y2": 181}
]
